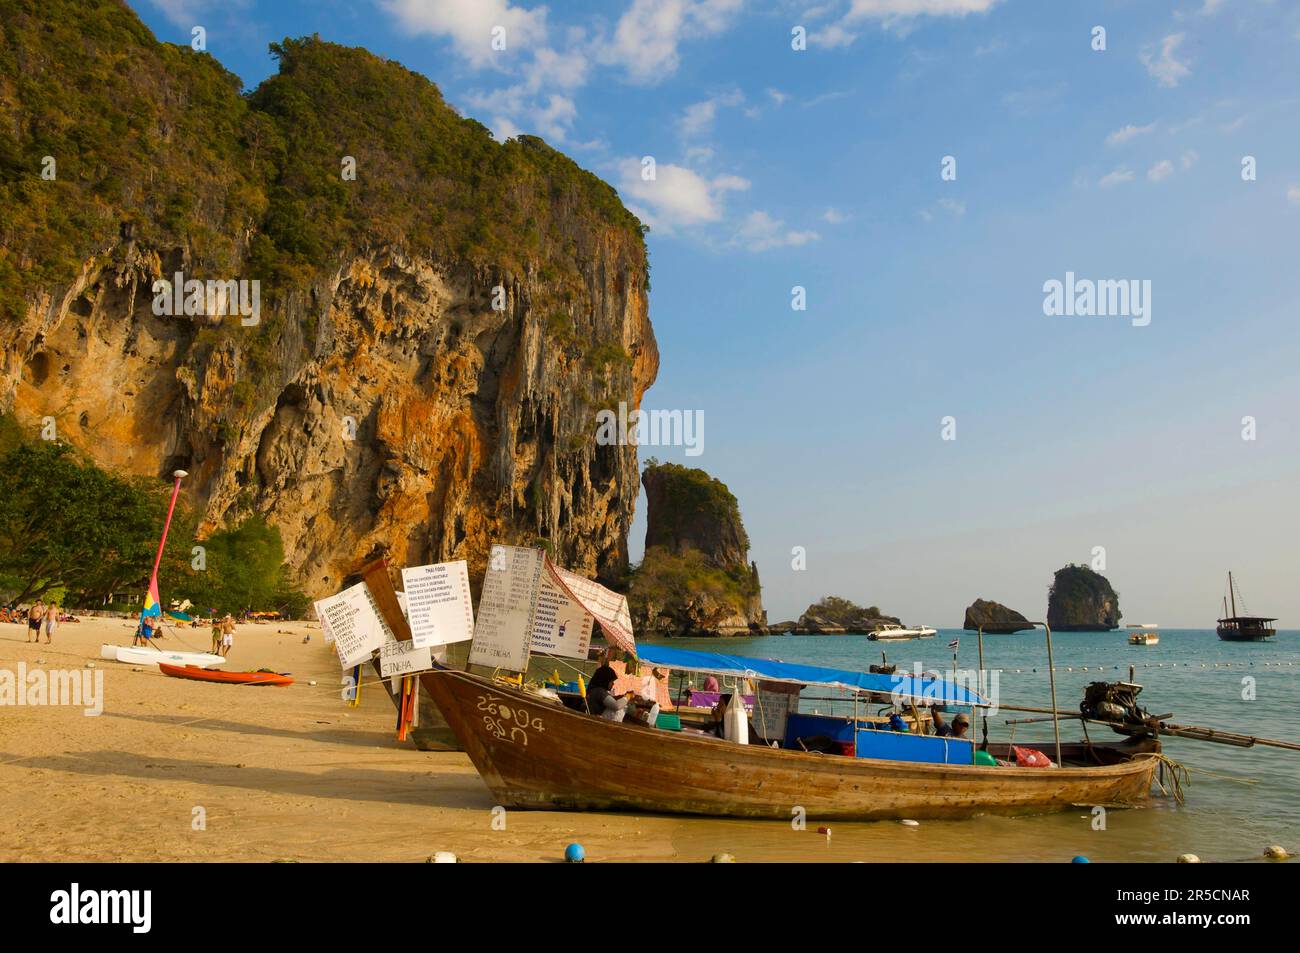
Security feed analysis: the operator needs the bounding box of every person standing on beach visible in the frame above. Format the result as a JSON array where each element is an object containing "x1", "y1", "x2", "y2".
[
  {"x1": 210, "y1": 615, "x2": 223, "y2": 654},
  {"x1": 43, "y1": 602, "x2": 58, "y2": 645},
  {"x1": 220, "y1": 614, "x2": 235, "y2": 657},
  {"x1": 26, "y1": 600, "x2": 44, "y2": 643}
]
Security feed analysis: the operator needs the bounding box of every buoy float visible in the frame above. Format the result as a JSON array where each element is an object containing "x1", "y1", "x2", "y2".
[
  {"x1": 1264, "y1": 845, "x2": 1289, "y2": 860},
  {"x1": 710, "y1": 852, "x2": 736, "y2": 863},
  {"x1": 565, "y1": 843, "x2": 585, "y2": 863},
  {"x1": 429, "y1": 851, "x2": 457, "y2": 863},
  {"x1": 1071, "y1": 855, "x2": 1090, "y2": 864},
  {"x1": 900, "y1": 819, "x2": 919, "y2": 827},
  {"x1": 1176, "y1": 853, "x2": 1201, "y2": 864}
]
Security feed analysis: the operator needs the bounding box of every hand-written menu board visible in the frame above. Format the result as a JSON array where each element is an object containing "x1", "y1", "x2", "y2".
[
  {"x1": 379, "y1": 636, "x2": 433, "y2": 679},
  {"x1": 468, "y1": 546, "x2": 546, "y2": 672},
  {"x1": 531, "y1": 571, "x2": 594, "y2": 660},
  {"x1": 400, "y1": 561, "x2": 475, "y2": 649},
  {"x1": 754, "y1": 681, "x2": 801, "y2": 743},
  {"x1": 314, "y1": 581, "x2": 394, "y2": 669}
]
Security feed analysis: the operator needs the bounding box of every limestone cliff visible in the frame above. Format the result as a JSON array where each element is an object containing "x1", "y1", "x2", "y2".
[
  {"x1": 1047, "y1": 566, "x2": 1121, "y2": 631},
  {"x1": 963, "y1": 598, "x2": 1034, "y2": 633},
  {"x1": 630, "y1": 463, "x2": 764, "y2": 636},
  {"x1": 0, "y1": 3, "x2": 657, "y2": 595}
]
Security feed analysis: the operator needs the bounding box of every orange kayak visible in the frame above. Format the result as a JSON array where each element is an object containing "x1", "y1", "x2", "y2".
[{"x1": 158, "y1": 663, "x2": 294, "y2": 687}]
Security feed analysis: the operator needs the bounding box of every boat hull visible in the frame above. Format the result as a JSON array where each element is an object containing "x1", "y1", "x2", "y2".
[
  {"x1": 1216, "y1": 627, "x2": 1273, "y2": 642},
  {"x1": 158, "y1": 663, "x2": 293, "y2": 686},
  {"x1": 101, "y1": 644, "x2": 227, "y2": 667},
  {"x1": 422, "y1": 669, "x2": 1159, "y2": 821}
]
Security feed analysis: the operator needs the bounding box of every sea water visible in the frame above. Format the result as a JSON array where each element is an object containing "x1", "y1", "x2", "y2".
[{"x1": 643, "y1": 629, "x2": 1300, "y2": 862}]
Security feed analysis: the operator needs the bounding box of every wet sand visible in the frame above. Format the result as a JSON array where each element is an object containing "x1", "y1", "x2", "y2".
[{"x1": 0, "y1": 616, "x2": 1283, "y2": 863}]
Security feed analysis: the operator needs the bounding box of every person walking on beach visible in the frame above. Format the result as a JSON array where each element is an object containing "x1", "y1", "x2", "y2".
[
  {"x1": 210, "y1": 615, "x2": 223, "y2": 654},
  {"x1": 43, "y1": 602, "x2": 58, "y2": 645},
  {"x1": 26, "y1": 600, "x2": 44, "y2": 643},
  {"x1": 219, "y1": 614, "x2": 235, "y2": 657}
]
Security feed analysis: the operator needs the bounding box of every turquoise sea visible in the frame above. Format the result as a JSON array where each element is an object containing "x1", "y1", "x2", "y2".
[{"x1": 643, "y1": 629, "x2": 1300, "y2": 863}]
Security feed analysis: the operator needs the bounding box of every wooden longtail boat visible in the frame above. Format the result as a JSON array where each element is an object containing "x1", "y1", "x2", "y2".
[{"x1": 422, "y1": 667, "x2": 1161, "y2": 821}]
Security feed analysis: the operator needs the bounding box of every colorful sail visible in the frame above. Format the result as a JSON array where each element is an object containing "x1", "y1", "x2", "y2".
[{"x1": 140, "y1": 575, "x2": 162, "y2": 619}]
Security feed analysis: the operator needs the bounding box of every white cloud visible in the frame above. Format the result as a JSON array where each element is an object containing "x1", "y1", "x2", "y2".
[
  {"x1": 1147, "y1": 159, "x2": 1175, "y2": 182},
  {"x1": 734, "y1": 211, "x2": 820, "y2": 252},
  {"x1": 813, "y1": 0, "x2": 1002, "y2": 41},
  {"x1": 678, "y1": 90, "x2": 745, "y2": 137},
  {"x1": 767, "y1": 88, "x2": 790, "y2": 106},
  {"x1": 1287, "y1": 185, "x2": 1300, "y2": 206},
  {"x1": 601, "y1": 0, "x2": 744, "y2": 85},
  {"x1": 1181, "y1": 149, "x2": 1198, "y2": 170},
  {"x1": 524, "y1": 46, "x2": 589, "y2": 92},
  {"x1": 1099, "y1": 169, "x2": 1135, "y2": 188},
  {"x1": 1106, "y1": 122, "x2": 1156, "y2": 147},
  {"x1": 491, "y1": 117, "x2": 523, "y2": 141},
  {"x1": 1141, "y1": 33, "x2": 1191, "y2": 88},
  {"x1": 822, "y1": 207, "x2": 849, "y2": 224},
  {"x1": 617, "y1": 159, "x2": 750, "y2": 231},
  {"x1": 810, "y1": 23, "x2": 860, "y2": 48},
  {"x1": 918, "y1": 197, "x2": 965, "y2": 222},
  {"x1": 381, "y1": 0, "x2": 549, "y2": 68}
]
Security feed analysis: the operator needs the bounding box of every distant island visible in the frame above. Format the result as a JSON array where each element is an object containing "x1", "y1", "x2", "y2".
[
  {"x1": 1047, "y1": 565, "x2": 1122, "y2": 631},
  {"x1": 963, "y1": 598, "x2": 1034, "y2": 633},
  {"x1": 769, "y1": 596, "x2": 901, "y2": 635}
]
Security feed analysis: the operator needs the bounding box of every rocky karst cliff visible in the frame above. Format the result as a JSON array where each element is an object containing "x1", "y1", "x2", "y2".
[
  {"x1": 1046, "y1": 565, "x2": 1121, "y2": 631},
  {"x1": 630, "y1": 463, "x2": 764, "y2": 636},
  {"x1": 0, "y1": 3, "x2": 657, "y2": 596},
  {"x1": 963, "y1": 598, "x2": 1034, "y2": 633}
]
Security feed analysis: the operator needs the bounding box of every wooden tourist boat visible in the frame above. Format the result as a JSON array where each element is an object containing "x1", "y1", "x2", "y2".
[
  {"x1": 422, "y1": 666, "x2": 1161, "y2": 821},
  {"x1": 1216, "y1": 572, "x2": 1276, "y2": 642}
]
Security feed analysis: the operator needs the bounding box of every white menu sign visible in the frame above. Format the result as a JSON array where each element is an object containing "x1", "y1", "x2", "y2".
[
  {"x1": 468, "y1": 545, "x2": 545, "y2": 672},
  {"x1": 313, "y1": 580, "x2": 394, "y2": 669},
  {"x1": 400, "y1": 561, "x2": 475, "y2": 648},
  {"x1": 531, "y1": 569, "x2": 594, "y2": 660},
  {"x1": 379, "y1": 637, "x2": 433, "y2": 679}
]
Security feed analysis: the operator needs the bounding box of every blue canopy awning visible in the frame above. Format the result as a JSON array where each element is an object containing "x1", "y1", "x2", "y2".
[{"x1": 636, "y1": 644, "x2": 987, "y2": 706}]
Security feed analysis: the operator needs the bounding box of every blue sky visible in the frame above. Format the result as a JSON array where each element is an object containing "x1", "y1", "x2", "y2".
[{"x1": 132, "y1": 1, "x2": 1300, "y2": 627}]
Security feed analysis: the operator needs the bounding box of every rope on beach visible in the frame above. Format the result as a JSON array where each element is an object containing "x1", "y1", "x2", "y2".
[{"x1": 1152, "y1": 753, "x2": 1189, "y2": 804}]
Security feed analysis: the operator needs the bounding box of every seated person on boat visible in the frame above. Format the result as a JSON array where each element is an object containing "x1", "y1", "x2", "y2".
[
  {"x1": 932, "y1": 710, "x2": 970, "y2": 739},
  {"x1": 587, "y1": 664, "x2": 660, "y2": 727}
]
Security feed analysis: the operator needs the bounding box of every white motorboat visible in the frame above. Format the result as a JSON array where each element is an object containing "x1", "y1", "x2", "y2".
[{"x1": 867, "y1": 624, "x2": 934, "y2": 641}]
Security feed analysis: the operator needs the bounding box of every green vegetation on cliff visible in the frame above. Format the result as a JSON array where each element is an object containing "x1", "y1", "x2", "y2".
[{"x1": 0, "y1": 1, "x2": 647, "y2": 329}]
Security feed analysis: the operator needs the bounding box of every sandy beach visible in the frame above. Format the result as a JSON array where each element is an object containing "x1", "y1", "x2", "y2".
[{"x1": 0, "y1": 615, "x2": 688, "y2": 863}]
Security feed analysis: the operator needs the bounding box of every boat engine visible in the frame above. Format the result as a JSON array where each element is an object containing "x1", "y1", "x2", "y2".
[{"x1": 1080, "y1": 681, "x2": 1157, "y2": 733}]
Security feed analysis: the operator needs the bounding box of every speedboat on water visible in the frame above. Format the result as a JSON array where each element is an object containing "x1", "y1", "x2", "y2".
[
  {"x1": 867, "y1": 623, "x2": 935, "y2": 640},
  {"x1": 1126, "y1": 624, "x2": 1159, "y2": 646}
]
